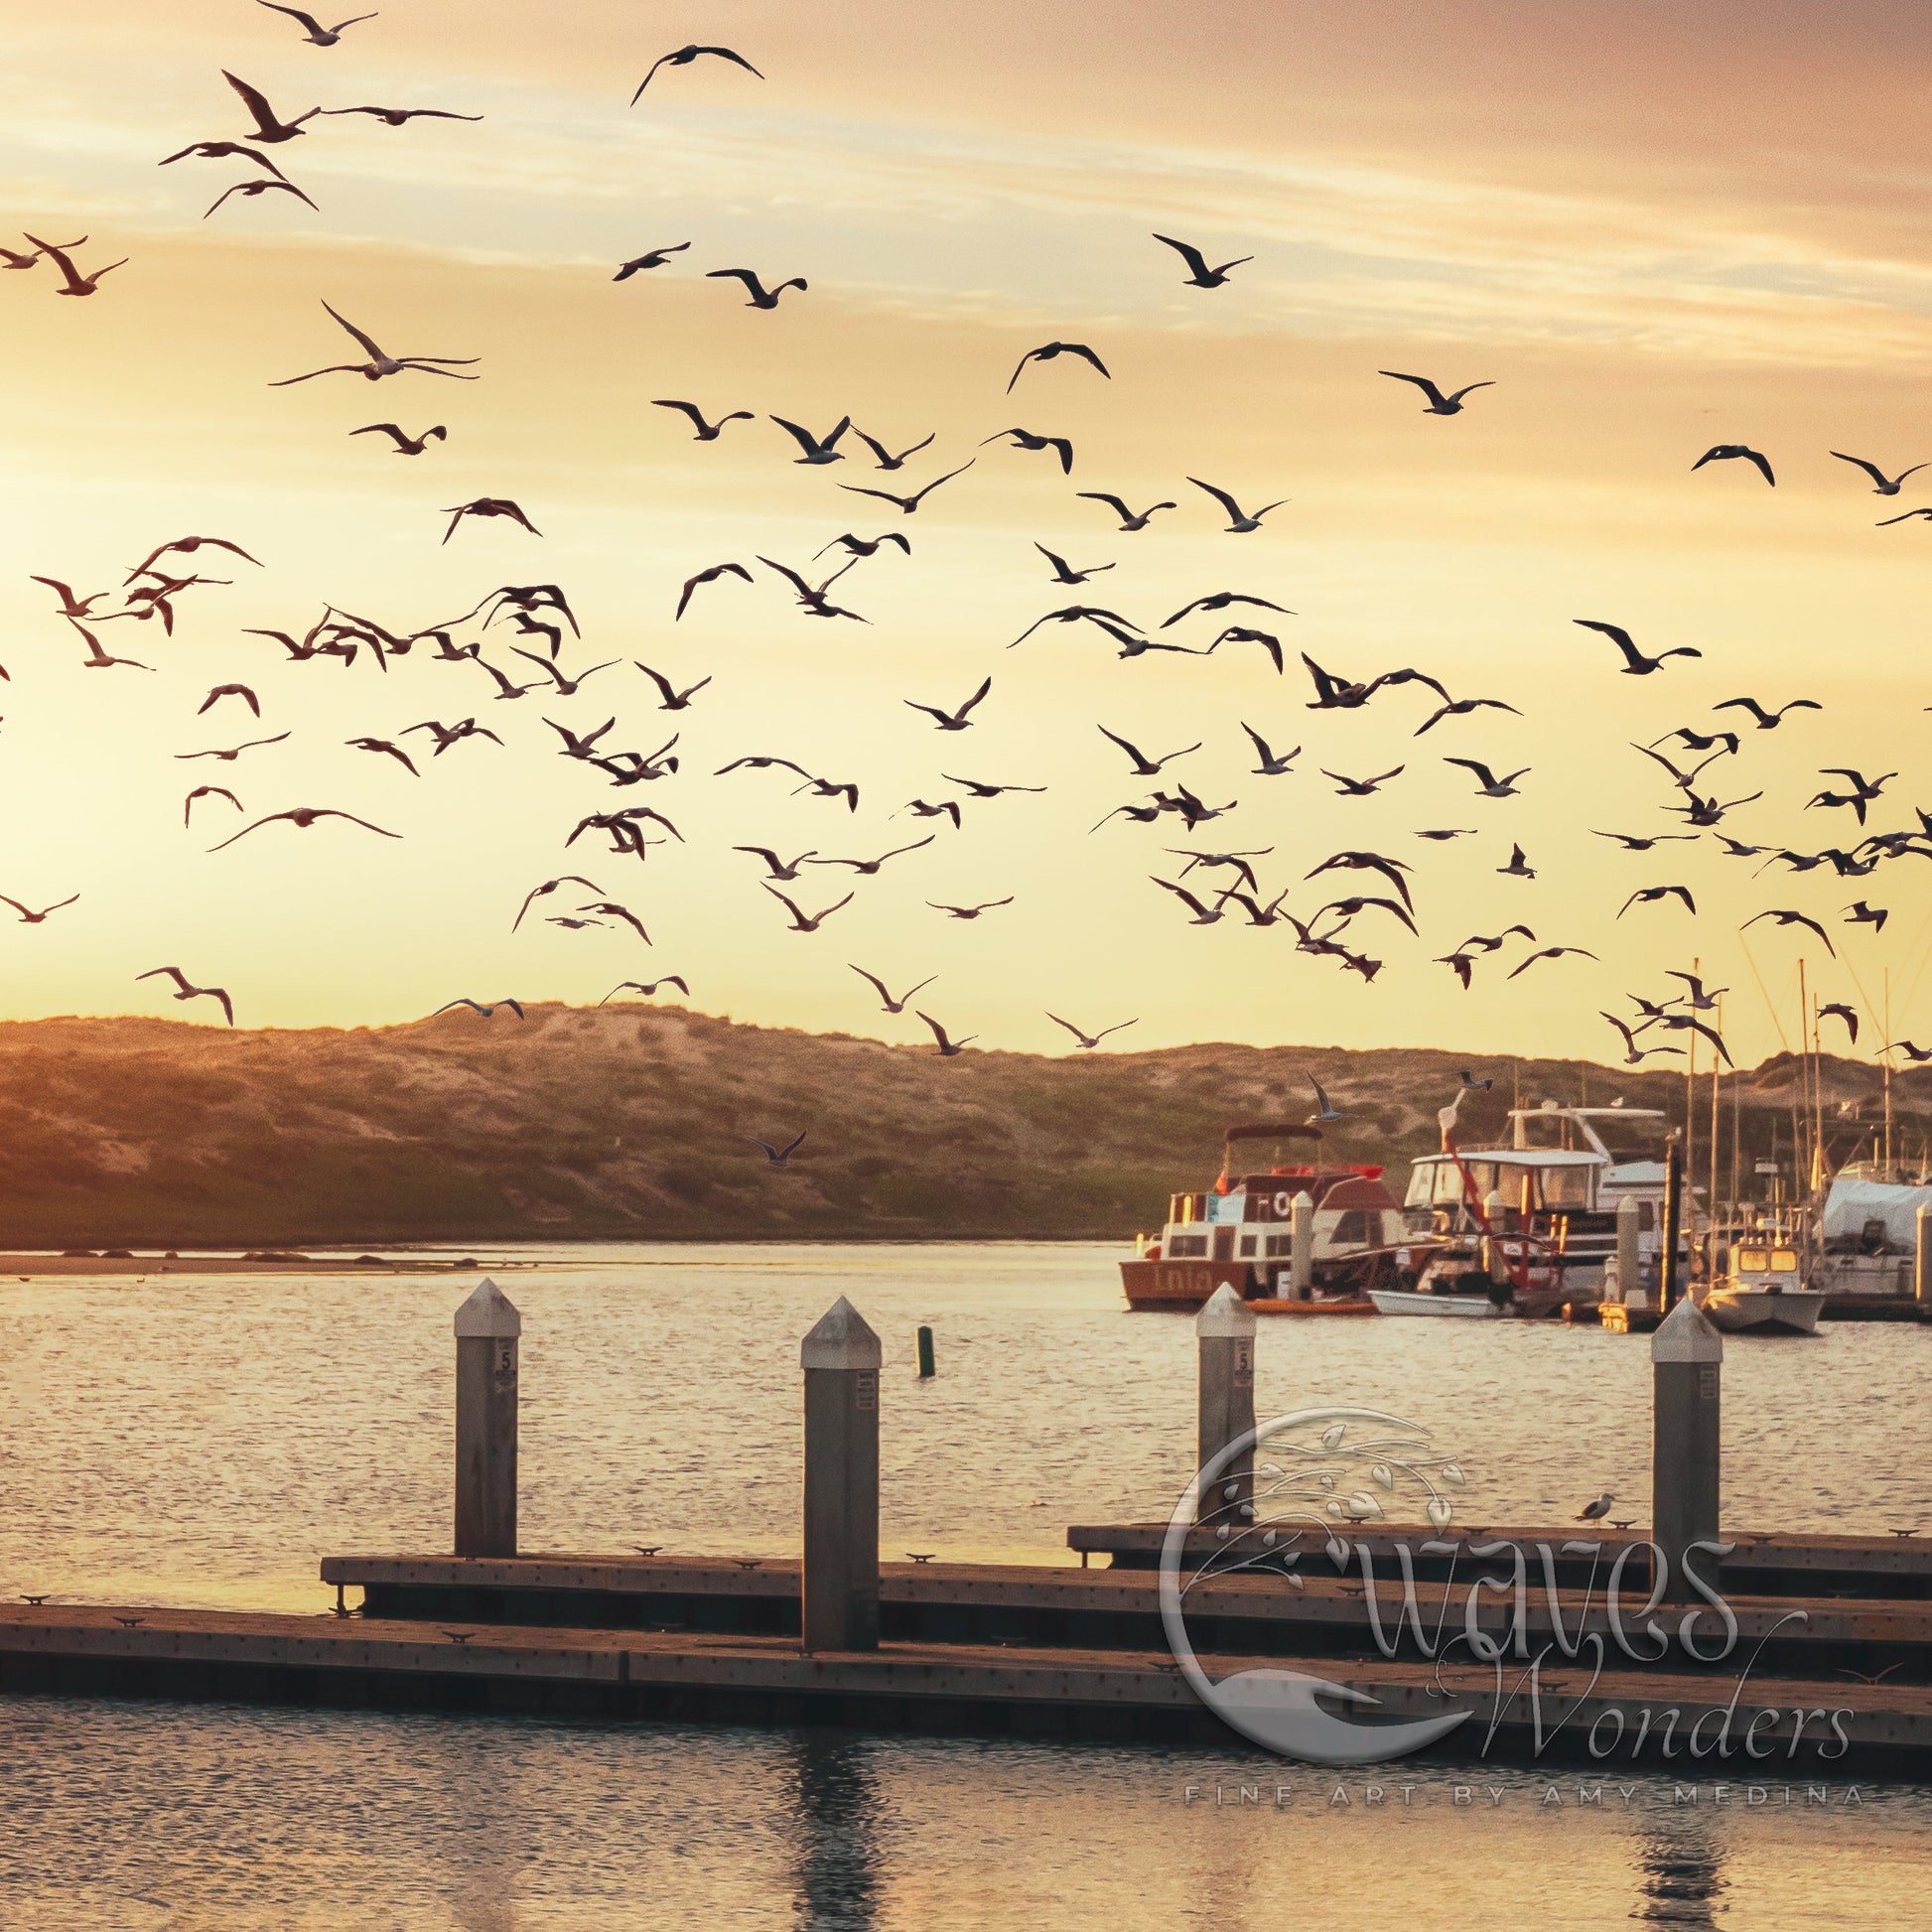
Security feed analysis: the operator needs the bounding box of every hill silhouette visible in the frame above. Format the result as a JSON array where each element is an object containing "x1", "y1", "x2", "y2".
[{"x1": 0, "y1": 1006, "x2": 1918, "y2": 1246}]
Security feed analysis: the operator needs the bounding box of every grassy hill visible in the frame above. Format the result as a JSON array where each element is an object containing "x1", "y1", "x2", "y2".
[{"x1": 0, "y1": 1005, "x2": 1919, "y2": 1246}]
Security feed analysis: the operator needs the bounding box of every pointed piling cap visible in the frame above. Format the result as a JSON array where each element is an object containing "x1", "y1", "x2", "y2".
[
  {"x1": 801, "y1": 1295, "x2": 882, "y2": 1370},
  {"x1": 454, "y1": 1277, "x2": 522, "y2": 1339},
  {"x1": 1651, "y1": 1294, "x2": 1723, "y2": 1364},
  {"x1": 1616, "y1": 1191, "x2": 1640, "y2": 1218},
  {"x1": 1196, "y1": 1281, "x2": 1258, "y2": 1337}
]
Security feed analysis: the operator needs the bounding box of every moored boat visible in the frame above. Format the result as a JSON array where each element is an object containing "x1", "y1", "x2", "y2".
[
  {"x1": 1121, "y1": 1121, "x2": 1411, "y2": 1311},
  {"x1": 1700, "y1": 1238, "x2": 1825, "y2": 1336}
]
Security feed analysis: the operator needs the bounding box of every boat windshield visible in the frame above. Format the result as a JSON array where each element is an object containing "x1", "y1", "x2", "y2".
[{"x1": 1735, "y1": 1248, "x2": 1799, "y2": 1273}]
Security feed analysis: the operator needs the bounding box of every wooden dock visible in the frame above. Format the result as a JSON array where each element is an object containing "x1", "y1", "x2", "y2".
[{"x1": 2, "y1": 1599, "x2": 1927, "y2": 1768}]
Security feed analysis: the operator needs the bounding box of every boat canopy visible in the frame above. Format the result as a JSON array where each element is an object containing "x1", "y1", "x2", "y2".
[
  {"x1": 1406, "y1": 1147, "x2": 1599, "y2": 1210},
  {"x1": 1224, "y1": 1122, "x2": 1322, "y2": 1146},
  {"x1": 1820, "y1": 1174, "x2": 1932, "y2": 1248}
]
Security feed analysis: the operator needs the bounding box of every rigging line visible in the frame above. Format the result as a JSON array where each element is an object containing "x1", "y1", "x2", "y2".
[{"x1": 1736, "y1": 928, "x2": 1790, "y2": 1055}]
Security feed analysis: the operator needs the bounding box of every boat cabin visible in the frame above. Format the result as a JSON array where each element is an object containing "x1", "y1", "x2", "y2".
[{"x1": 1404, "y1": 1101, "x2": 1678, "y2": 1294}]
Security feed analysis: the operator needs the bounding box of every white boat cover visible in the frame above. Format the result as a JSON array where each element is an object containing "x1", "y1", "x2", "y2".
[{"x1": 1820, "y1": 1174, "x2": 1932, "y2": 1247}]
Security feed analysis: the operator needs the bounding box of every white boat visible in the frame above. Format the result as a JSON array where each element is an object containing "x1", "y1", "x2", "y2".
[
  {"x1": 1367, "y1": 1289, "x2": 1506, "y2": 1318},
  {"x1": 1700, "y1": 1240, "x2": 1825, "y2": 1336}
]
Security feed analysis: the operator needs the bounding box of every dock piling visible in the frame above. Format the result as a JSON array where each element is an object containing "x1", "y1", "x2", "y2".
[
  {"x1": 1659, "y1": 1137, "x2": 1685, "y2": 1313},
  {"x1": 1289, "y1": 1190, "x2": 1313, "y2": 1300},
  {"x1": 801, "y1": 1296, "x2": 882, "y2": 1652},
  {"x1": 1917, "y1": 1204, "x2": 1930, "y2": 1310},
  {"x1": 1195, "y1": 1284, "x2": 1256, "y2": 1525},
  {"x1": 1615, "y1": 1191, "x2": 1641, "y2": 1303},
  {"x1": 915, "y1": 1324, "x2": 935, "y2": 1379},
  {"x1": 453, "y1": 1278, "x2": 520, "y2": 1560},
  {"x1": 1651, "y1": 1294, "x2": 1722, "y2": 1604}
]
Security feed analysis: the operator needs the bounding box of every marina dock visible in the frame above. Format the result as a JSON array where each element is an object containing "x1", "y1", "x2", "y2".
[
  {"x1": 2, "y1": 1599, "x2": 1926, "y2": 1768},
  {"x1": 4, "y1": 1277, "x2": 1925, "y2": 1773}
]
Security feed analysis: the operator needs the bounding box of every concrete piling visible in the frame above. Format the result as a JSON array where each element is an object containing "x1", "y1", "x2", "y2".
[
  {"x1": 453, "y1": 1278, "x2": 520, "y2": 1560},
  {"x1": 801, "y1": 1296, "x2": 882, "y2": 1652},
  {"x1": 1651, "y1": 1294, "x2": 1723, "y2": 1604},
  {"x1": 1195, "y1": 1284, "x2": 1257, "y2": 1526},
  {"x1": 1289, "y1": 1190, "x2": 1313, "y2": 1301},
  {"x1": 1615, "y1": 1191, "x2": 1641, "y2": 1305}
]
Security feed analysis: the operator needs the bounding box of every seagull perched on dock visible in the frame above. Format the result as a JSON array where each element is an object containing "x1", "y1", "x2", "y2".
[{"x1": 1575, "y1": 1492, "x2": 1615, "y2": 1523}]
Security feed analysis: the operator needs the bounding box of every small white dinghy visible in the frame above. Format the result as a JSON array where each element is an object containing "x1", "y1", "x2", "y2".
[
  {"x1": 1367, "y1": 1288, "x2": 1506, "y2": 1318},
  {"x1": 1700, "y1": 1240, "x2": 1825, "y2": 1336}
]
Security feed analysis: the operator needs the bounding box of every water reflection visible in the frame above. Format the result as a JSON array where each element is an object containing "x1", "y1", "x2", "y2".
[
  {"x1": 1631, "y1": 1817, "x2": 1728, "y2": 1927},
  {"x1": 781, "y1": 1729, "x2": 892, "y2": 1928}
]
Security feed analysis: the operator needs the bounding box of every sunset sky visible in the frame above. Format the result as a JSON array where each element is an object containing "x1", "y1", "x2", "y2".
[{"x1": 5, "y1": 1, "x2": 1932, "y2": 1064}]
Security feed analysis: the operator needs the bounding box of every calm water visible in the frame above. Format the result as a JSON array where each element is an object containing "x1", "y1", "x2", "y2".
[{"x1": 0, "y1": 1242, "x2": 1925, "y2": 1929}]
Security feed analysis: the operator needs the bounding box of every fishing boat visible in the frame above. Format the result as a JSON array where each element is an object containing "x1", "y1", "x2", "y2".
[
  {"x1": 1120, "y1": 1122, "x2": 1409, "y2": 1311},
  {"x1": 1700, "y1": 1238, "x2": 1826, "y2": 1336},
  {"x1": 1400, "y1": 1097, "x2": 1679, "y2": 1315}
]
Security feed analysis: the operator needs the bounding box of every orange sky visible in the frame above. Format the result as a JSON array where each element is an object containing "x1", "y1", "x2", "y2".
[{"x1": 4, "y1": 2, "x2": 1931, "y2": 1067}]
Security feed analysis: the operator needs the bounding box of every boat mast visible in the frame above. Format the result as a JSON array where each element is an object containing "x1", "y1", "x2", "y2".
[
  {"x1": 1709, "y1": 991, "x2": 1723, "y2": 1232},
  {"x1": 1684, "y1": 954, "x2": 1698, "y2": 1245},
  {"x1": 1884, "y1": 967, "x2": 1894, "y2": 1175},
  {"x1": 1797, "y1": 957, "x2": 1811, "y2": 1190}
]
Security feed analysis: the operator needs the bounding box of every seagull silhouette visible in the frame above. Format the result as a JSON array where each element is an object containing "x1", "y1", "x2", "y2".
[
  {"x1": 1152, "y1": 233, "x2": 1251, "y2": 286},
  {"x1": 1693, "y1": 444, "x2": 1775, "y2": 485},
  {"x1": 1379, "y1": 370, "x2": 1493, "y2": 414},
  {"x1": 137, "y1": 966, "x2": 234, "y2": 1026},
  {"x1": 745, "y1": 1130, "x2": 806, "y2": 1166},
  {"x1": 631, "y1": 44, "x2": 763, "y2": 103},
  {"x1": 1007, "y1": 342, "x2": 1110, "y2": 392}
]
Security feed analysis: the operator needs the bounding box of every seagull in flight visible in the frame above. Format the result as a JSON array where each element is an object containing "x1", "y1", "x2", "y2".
[
  {"x1": 850, "y1": 428, "x2": 937, "y2": 470},
  {"x1": 254, "y1": 2, "x2": 377, "y2": 45},
  {"x1": 350, "y1": 422, "x2": 446, "y2": 454},
  {"x1": 323, "y1": 104, "x2": 483, "y2": 125},
  {"x1": 1185, "y1": 479, "x2": 1288, "y2": 532},
  {"x1": 615, "y1": 243, "x2": 691, "y2": 278},
  {"x1": 1046, "y1": 1014, "x2": 1139, "y2": 1049},
  {"x1": 982, "y1": 427, "x2": 1073, "y2": 474},
  {"x1": 1007, "y1": 342, "x2": 1110, "y2": 393},
  {"x1": 1151, "y1": 233, "x2": 1251, "y2": 286},
  {"x1": 1076, "y1": 492, "x2": 1175, "y2": 532},
  {"x1": 511, "y1": 877, "x2": 602, "y2": 930},
  {"x1": 705, "y1": 267, "x2": 804, "y2": 309},
  {"x1": 0, "y1": 894, "x2": 77, "y2": 923},
  {"x1": 849, "y1": 965, "x2": 935, "y2": 1014},
  {"x1": 1599, "y1": 1013, "x2": 1680, "y2": 1065},
  {"x1": 434, "y1": 998, "x2": 525, "y2": 1020},
  {"x1": 1240, "y1": 724, "x2": 1300, "y2": 774},
  {"x1": 676, "y1": 562, "x2": 753, "y2": 620},
  {"x1": 207, "y1": 806, "x2": 400, "y2": 851},
  {"x1": 1574, "y1": 619, "x2": 1701, "y2": 675},
  {"x1": 1830, "y1": 452, "x2": 1926, "y2": 494},
  {"x1": 1307, "y1": 1077, "x2": 1353, "y2": 1123},
  {"x1": 1617, "y1": 886, "x2": 1697, "y2": 916},
  {"x1": 1379, "y1": 370, "x2": 1493, "y2": 415},
  {"x1": 1715, "y1": 696, "x2": 1820, "y2": 729},
  {"x1": 838, "y1": 462, "x2": 975, "y2": 515},
  {"x1": 770, "y1": 414, "x2": 851, "y2": 465},
  {"x1": 1506, "y1": 946, "x2": 1598, "y2": 978},
  {"x1": 631, "y1": 44, "x2": 763, "y2": 103},
  {"x1": 1097, "y1": 726, "x2": 1198, "y2": 774},
  {"x1": 205, "y1": 179, "x2": 317, "y2": 219},
  {"x1": 1743, "y1": 908, "x2": 1836, "y2": 956},
  {"x1": 763, "y1": 886, "x2": 855, "y2": 932},
  {"x1": 1444, "y1": 758, "x2": 1528, "y2": 798},
  {"x1": 220, "y1": 69, "x2": 319, "y2": 144},
  {"x1": 653, "y1": 398, "x2": 754, "y2": 442},
  {"x1": 137, "y1": 966, "x2": 234, "y2": 1026},
  {"x1": 1034, "y1": 544, "x2": 1113, "y2": 584},
  {"x1": 23, "y1": 234, "x2": 125, "y2": 297},
  {"x1": 271, "y1": 298, "x2": 479, "y2": 385},
  {"x1": 901, "y1": 678, "x2": 990, "y2": 731},
  {"x1": 745, "y1": 1130, "x2": 806, "y2": 1166},
  {"x1": 928, "y1": 897, "x2": 1014, "y2": 920},
  {"x1": 601, "y1": 978, "x2": 688, "y2": 1003},
  {"x1": 1693, "y1": 444, "x2": 1775, "y2": 485},
  {"x1": 915, "y1": 1012, "x2": 976, "y2": 1056}
]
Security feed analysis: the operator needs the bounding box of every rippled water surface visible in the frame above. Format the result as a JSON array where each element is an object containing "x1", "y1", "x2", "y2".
[{"x1": 0, "y1": 1242, "x2": 1924, "y2": 1928}]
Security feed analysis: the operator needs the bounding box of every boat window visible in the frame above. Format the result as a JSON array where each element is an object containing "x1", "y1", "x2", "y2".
[
  {"x1": 1238, "y1": 1235, "x2": 1257, "y2": 1257},
  {"x1": 1432, "y1": 1165, "x2": 1469, "y2": 1204},
  {"x1": 1540, "y1": 1166, "x2": 1591, "y2": 1209},
  {"x1": 1328, "y1": 1209, "x2": 1370, "y2": 1246},
  {"x1": 1736, "y1": 1249, "x2": 1767, "y2": 1272},
  {"x1": 1639, "y1": 1200, "x2": 1655, "y2": 1232},
  {"x1": 1769, "y1": 1250, "x2": 1799, "y2": 1272},
  {"x1": 1166, "y1": 1234, "x2": 1207, "y2": 1259},
  {"x1": 1405, "y1": 1165, "x2": 1437, "y2": 1207}
]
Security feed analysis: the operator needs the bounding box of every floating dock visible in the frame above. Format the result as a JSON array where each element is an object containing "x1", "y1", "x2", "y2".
[{"x1": 1, "y1": 1596, "x2": 1926, "y2": 1768}]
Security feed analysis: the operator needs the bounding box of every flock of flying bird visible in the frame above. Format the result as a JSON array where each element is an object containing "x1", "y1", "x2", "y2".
[{"x1": 16, "y1": 20, "x2": 1932, "y2": 1136}]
